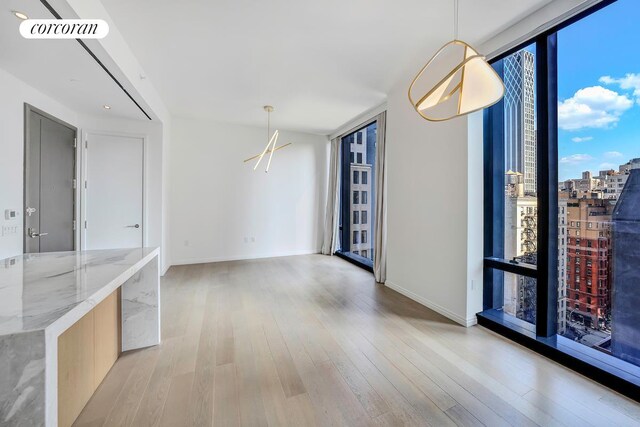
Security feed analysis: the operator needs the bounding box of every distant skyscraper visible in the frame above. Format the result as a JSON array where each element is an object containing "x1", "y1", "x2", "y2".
[
  {"x1": 504, "y1": 50, "x2": 537, "y2": 195},
  {"x1": 348, "y1": 125, "x2": 375, "y2": 260}
]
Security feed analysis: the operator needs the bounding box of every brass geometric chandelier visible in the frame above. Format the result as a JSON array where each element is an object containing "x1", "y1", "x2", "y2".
[
  {"x1": 243, "y1": 105, "x2": 292, "y2": 172},
  {"x1": 408, "y1": 0, "x2": 505, "y2": 122}
]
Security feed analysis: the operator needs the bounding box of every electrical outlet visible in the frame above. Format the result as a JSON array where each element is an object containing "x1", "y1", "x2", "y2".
[{"x1": 4, "y1": 258, "x2": 16, "y2": 268}]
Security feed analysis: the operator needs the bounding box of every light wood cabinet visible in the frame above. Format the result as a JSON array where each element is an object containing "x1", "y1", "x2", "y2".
[{"x1": 58, "y1": 289, "x2": 120, "y2": 427}]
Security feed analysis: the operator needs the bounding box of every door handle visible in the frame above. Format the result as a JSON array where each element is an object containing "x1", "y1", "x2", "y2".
[
  {"x1": 126, "y1": 224, "x2": 140, "y2": 229},
  {"x1": 27, "y1": 228, "x2": 48, "y2": 238}
]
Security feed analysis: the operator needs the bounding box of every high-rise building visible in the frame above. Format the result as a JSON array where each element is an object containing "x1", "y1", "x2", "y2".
[
  {"x1": 349, "y1": 127, "x2": 375, "y2": 260},
  {"x1": 558, "y1": 196, "x2": 569, "y2": 334},
  {"x1": 504, "y1": 171, "x2": 538, "y2": 322},
  {"x1": 565, "y1": 198, "x2": 614, "y2": 331},
  {"x1": 611, "y1": 169, "x2": 640, "y2": 366},
  {"x1": 602, "y1": 158, "x2": 640, "y2": 199},
  {"x1": 504, "y1": 50, "x2": 537, "y2": 195}
]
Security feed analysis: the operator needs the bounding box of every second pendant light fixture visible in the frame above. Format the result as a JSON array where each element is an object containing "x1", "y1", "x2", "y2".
[
  {"x1": 244, "y1": 106, "x2": 292, "y2": 173},
  {"x1": 408, "y1": 0, "x2": 505, "y2": 122}
]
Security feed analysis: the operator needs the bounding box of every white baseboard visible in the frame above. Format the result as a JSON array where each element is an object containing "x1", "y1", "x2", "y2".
[
  {"x1": 161, "y1": 263, "x2": 171, "y2": 276},
  {"x1": 385, "y1": 281, "x2": 477, "y2": 327},
  {"x1": 171, "y1": 249, "x2": 321, "y2": 266}
]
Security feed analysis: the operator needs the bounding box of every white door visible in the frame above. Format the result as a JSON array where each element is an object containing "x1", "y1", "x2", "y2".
[{"x1": 85, "y1": 133, "x2": 143, "y2": 249}]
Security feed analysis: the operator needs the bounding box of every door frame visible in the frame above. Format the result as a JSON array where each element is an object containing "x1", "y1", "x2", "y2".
[
  {"x1": 23, "y1": 103, "x2": 79, "y2": 253},
  {"x1": 80, "y1": 130, "x2": 148, "y2": 250}
]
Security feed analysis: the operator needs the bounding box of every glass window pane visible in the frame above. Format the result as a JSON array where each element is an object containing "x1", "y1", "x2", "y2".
[
  {"x1": 557, "y1": 0, "x2": 640, "y2": 367},
  {"x1": 339, "y1": 122, "x2": 377, "y2": 263},
  {"x1": 503, "y1": 44, "x2": 538, "y2": 267},
  {"x1": 503, "y1": 272, "x2": 537, "y2": 325}
]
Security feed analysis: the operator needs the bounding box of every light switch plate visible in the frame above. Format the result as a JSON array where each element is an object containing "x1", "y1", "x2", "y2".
[{"x1": 1, "y1": 225, "x2": 18, "y2": 236}]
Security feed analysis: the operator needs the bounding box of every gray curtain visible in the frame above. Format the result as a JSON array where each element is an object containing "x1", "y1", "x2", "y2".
[
  {"x1": 321, "y1": 137, "x2": 341, "y2": 255},
  {"x1": 373, "y1": 112, "x2": 387, "y2": 283}
]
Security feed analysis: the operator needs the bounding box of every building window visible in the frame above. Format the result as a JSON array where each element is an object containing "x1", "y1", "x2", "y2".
[
  {"x1": 338, "y1": 120, "x2": 378, "y2": 267},
  {"x1": 361, "y1": 230, "x2": 367, "y2": 244}
]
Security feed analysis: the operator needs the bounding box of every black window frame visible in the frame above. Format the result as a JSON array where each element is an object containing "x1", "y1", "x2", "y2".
[
  {"x1": 478, "y1": 0, "x2": 640, "y2": 402},
  {"x1": 336, "y1": 120, "x2": 377, "y2": 272}
]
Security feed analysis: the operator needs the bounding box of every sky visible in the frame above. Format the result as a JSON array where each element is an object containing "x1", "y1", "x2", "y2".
[{"x1": 556, "y1": 0, "x2": 640, "y2": 181}]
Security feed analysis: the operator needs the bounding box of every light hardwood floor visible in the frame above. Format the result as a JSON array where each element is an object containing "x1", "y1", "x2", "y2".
[{"x1": 74, "y1": 254, "x2": 640, "y2": 427}]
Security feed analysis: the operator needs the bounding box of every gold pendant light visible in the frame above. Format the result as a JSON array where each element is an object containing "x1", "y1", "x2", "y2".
[
  {"x1": 243, "y1": 105, "x2": 292, "y2": 173},
  {"x1": 408, "y1": 0, "x2": 504, "y2": 122}
]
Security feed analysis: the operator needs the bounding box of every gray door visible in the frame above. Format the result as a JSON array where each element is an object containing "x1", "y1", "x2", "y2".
[{"x1": 25, "y1": 110, "x2": 76, "y2": 253}]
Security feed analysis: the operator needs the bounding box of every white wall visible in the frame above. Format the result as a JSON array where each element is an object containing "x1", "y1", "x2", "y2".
[
  {"x1": 0, "y1": 67, "x2": 169, "y2": 272},
  {"x1": 0, "y1": 68, "x2": 79, "y2": 260},
  {"x1": 384, "y1": 75, "x2": 482, "y2": 326},
  {"x1": 170, "y1": 118, "x2": 328, "y2": 265}
]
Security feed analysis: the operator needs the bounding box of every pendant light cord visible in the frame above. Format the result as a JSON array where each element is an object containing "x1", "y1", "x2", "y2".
[{"x1": 453, "y1": 0, "x2": 459, "y2": 40}]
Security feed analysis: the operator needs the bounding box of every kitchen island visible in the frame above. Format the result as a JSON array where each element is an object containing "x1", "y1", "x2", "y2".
[{"x1": 0, "y1": 247, "x2": 161, "y2": 426}]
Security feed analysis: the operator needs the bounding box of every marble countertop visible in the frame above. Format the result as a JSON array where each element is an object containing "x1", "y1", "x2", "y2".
[{"x1": 0, "y1": 248, "x2": 159, "y2": 336}]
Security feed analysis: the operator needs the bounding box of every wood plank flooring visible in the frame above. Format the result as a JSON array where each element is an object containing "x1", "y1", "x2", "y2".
[{"x1": 74, "y1": 254, "x2": 640, "y2": 427}]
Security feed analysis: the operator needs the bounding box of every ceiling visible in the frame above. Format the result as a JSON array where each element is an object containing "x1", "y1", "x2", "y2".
[
  {"x1": 0, "y1": 0, "x2": 148, "y2": 121},
  {"x1": 100, "y1": 0, "x2": 553, "y2": 134}
]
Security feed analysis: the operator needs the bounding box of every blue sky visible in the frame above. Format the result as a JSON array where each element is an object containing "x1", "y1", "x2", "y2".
[{"x1": 557, "y1": 0, "x2": 640, "y2": 181}]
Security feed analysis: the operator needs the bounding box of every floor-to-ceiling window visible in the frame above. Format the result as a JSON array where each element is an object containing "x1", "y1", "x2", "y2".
[
  {"x1": 480, "y1": 0, "x2": 640, "y2": 401},
  {"x1": 556, "y1": 0, "x2": 640, "y2": 368},
  {"x1": 337, "y1": 121, "x2": 377, "y2": 269}
]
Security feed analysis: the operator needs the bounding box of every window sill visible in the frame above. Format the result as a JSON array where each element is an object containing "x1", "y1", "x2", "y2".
[
  {"x1": 334, "y1": 251, "x2": 373, "y2": 272},
  {"x1": 477, "y1": 309, "x2": 640, "y2": 403}
]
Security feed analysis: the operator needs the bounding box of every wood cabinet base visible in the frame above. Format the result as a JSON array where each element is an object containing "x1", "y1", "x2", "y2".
[{"x1": 58, "y1": 289, "x2": 121, "y2": 427}]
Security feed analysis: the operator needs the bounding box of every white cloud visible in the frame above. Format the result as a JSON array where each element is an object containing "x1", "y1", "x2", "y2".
[
  {"x1": 599, "y1": 162, "x2": 617, "y2": 170},
  {"x1": 571, "y1": 136, "x2": 593, "y2": 143},
  {"x1": 558, "y1": 86, "x2": 633, "y2": 130},
  {"x1": 560, "y1": 154, "x2": 593, "y2": 164},
  {"x1": 600, "y1": 74, "x2": 640, "y2": 103},
  {"x1": 604, "y1": 151, "x2": 623, "y2": 159}
]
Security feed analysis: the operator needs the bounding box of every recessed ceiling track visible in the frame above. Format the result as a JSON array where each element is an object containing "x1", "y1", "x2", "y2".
[{"x1": 38, "y1": 0, "x2": 152, "y2": 121}]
